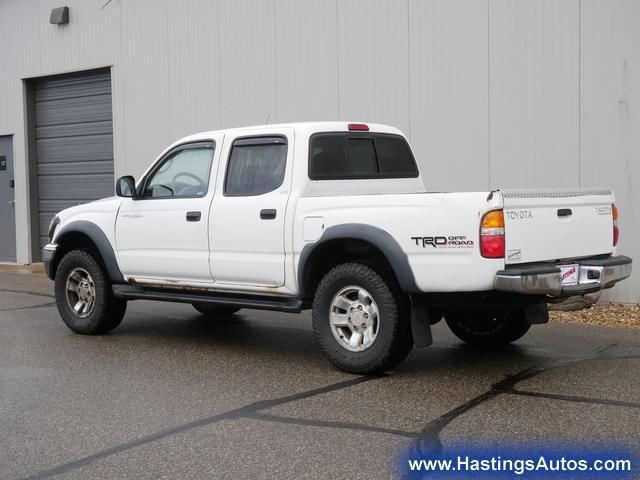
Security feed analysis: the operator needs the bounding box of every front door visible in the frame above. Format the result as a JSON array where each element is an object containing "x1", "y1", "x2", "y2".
[
  {"x1": 210, "y1": 130, "x2": 293, "y2": 287},
  {"x1": 116, "y1": 139, "x2": 221, "y2": 286},
  {"x1": 0, "y1": 136, "x2": 16, "y2": 262}
]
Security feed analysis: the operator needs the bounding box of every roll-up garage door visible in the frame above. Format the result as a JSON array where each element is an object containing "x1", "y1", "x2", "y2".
[{"x1": 34, "y1": 69, "x2": 114, "y2": 255}]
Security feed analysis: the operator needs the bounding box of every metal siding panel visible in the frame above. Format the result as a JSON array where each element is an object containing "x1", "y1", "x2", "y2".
[
  {"x1": 337, "y1": 0, "x2": 410, "y2": 135},
  {"x1": 167, "y1": 0, "x2": 222, "y2": 139},
  {"x1": 274, "y1": 0, "x2": 339, "y2": 122},
  {"x1": 489, "y1": 0, "x2": 579, "y2": 188},
  {"x1": 218, "y1": 0, "x2": 277, "y2": 127},
  {"x1": 409, "y1": 0, "x2": 489, "y2": 192},
  {"x1": 580, "y1": 0, "x2": 640, "y2": 303},
  {"x1": 118, "y1": 0, "x2": 171, "y2": 177}
]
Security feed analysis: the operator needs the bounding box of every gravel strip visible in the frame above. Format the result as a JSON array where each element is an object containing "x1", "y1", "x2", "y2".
[{"x1": 550, "y1": 303, "x2": 640, "y2": 329}]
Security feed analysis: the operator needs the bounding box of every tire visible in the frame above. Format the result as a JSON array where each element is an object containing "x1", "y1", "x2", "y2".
[
  {"x1": 445, "y1": 308, "x2": 530, "y2": 345},
  {"x1": 54, "y1": 249, "x2": 127, "y2": 335},
  {"x1": 312, "y1": 262, "x2": 413, "y2": 374},
  {"x1": 192, "y1": 303, "x2": 241, "y2": 316}
]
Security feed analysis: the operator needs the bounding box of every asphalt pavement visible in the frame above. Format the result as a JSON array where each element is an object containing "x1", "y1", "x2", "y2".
[{"x1": 1, "y1": 271, "x2": 639, "y2": 479}]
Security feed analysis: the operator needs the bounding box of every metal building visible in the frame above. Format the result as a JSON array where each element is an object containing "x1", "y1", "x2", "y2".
[{"x1": 0, "y1": 0, "x2": 637, "y2": 302}]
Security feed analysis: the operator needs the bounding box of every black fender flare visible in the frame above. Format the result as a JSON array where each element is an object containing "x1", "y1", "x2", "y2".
[
  {"x1": 297, "y1": 223, "x2": 419, "y2": 296},
  {"x1": 53, "y1": 220, "x2": 125, "y2": 283}
]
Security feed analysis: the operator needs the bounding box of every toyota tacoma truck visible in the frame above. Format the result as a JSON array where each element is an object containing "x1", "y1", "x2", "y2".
[{"x1": 43, "y1": 122, "x2": 632, "y2": 373}]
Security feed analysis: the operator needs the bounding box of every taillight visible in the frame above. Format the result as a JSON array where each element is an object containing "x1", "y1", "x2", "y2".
[
  {"x1": 612, "y1": 204, "x2": 619, "y2": 246},
  {"x1": 480, "y1": 209, "x2": 505, "y2": 258},
  {"x1": 348, "y1": 123, "x2": 369, "y2": 131}
]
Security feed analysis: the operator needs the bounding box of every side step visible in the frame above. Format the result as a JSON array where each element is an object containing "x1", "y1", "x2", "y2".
[{"x1": 112, "y1": 284, "x2": 305, "y2": 313}]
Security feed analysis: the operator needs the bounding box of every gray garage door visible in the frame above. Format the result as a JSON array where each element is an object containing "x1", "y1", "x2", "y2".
[{"x1": 35, "y1": 70, "x2": 114, "y2": 253}]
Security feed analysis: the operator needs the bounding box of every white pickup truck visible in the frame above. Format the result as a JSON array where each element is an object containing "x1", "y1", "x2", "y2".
[{"x1": 43, "y1": 122, "x2": 632, "y2": 373}]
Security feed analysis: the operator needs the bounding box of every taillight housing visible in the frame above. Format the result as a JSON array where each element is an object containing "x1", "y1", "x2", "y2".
[
  {"x1": 612, "y1": 204, "x2": 619, "y2": 246},
  {"x1": 480, "y1": 209, "x2": 505, "y2": 258}
]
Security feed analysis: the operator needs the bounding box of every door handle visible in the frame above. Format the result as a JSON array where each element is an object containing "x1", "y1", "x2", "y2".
[
  {"x1": 557, "y1": 208, "x2": 572, "y2": 217},
  {"x1": 8, "y1": 200, "x2": 15, "y2": 206},
  {"x1": 186, "y1": 211, "x2": 201, "y2": 222},
  {"x1": 260, "y1": 209, "x2": 277, "y2": 220}
]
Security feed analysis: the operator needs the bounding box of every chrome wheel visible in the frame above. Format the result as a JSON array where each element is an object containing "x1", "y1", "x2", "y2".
[
  {"x1": 329, "y1": 285, "x2": 380, "y2": 352},
  {"x1": 65, "y1": 268, "x2": 96, "y2": 318}
]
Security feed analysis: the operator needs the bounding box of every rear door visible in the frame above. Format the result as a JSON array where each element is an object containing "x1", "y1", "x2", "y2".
[
  {"x1": 502, "y1": 188, "x2": 614, "y2": 265},
  {"x1": 209, "y1": 130, "x2": 293, "y2": 287}
]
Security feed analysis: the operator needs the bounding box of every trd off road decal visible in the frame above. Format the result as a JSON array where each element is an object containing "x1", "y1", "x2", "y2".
[{"x1": 411, "y1": 236, "x2": 474, "y2": 249}]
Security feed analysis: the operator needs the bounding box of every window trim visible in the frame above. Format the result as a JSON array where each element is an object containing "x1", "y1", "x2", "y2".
[
  {"x1": 308, "y1": 132, "x2": 419, "y2": 181},
  {"x1": 223, "y1": 134, "x2": 288, "y2": 197},
  {"x1": 138, "y1": 140, "x2": 216, "y2": 200}
]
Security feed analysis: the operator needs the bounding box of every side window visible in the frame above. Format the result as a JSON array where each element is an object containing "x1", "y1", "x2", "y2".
[
  {"x1": 225, "y1": 136, "x2": 287, "y2": 196},
  {"x1": 143, "y1": 145, "x2": 214, "y2": 198}
]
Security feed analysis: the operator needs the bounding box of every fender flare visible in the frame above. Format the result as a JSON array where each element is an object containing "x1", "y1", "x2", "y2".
[
  {"x1": 297, "y1": 223, "x2": 419, "y2": 296},
  {"x1": 53, "y1": 220, "x2": 125, "y2": 283}
]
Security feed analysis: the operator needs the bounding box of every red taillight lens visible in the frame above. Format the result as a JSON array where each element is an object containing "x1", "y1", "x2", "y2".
[
  {"x1": 348, "y1": 123, "x2": 369, "y2": 131},
  {"x1": 612, "y1": 204, "x2": 619, "y2": 246},
  {"x1": 480, "y1": 210, "x2": 505, "y2": 258}
]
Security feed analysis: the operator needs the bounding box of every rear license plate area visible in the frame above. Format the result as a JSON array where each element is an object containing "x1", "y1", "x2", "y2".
[{"x1": 560, "y1": 264, "x2": 579, "y2": 286}]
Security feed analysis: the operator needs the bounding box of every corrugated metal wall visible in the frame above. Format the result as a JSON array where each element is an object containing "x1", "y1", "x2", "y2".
[{"x1": 0, "y1": 0, "x2": 638, "y2": 302}]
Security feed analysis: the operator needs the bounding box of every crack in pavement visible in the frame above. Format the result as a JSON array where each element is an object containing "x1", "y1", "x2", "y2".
[
  {"x1": 247, "y1": 411, "x2": 418, "y2": 439},
  {"x1": 19, "y1": 375, "x2": 380, "y2": 480},
  {"x1": 415, "y1": 345, "x2": 640, "y2": 452},
  {"x1": 0, "y1": 288, "x2": 54, "y2": 299}
]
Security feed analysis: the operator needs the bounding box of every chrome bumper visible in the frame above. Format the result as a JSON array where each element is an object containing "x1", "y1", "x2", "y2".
[
  {"x1": 495, "y1": 255, "x2": 632, "y2": 297},
  {"x1": 42, "y1": 243, "x2": 58, "y2": 280}
]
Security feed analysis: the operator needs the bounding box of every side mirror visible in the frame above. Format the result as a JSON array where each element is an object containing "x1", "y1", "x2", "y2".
[{"x1": 116, "y1": 175, "x2": 138, "y2": 199}]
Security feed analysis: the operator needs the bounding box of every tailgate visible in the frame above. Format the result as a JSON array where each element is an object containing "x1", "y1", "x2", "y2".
[{"x1": 501, "y1": 187, "x2": 614, "y2": 264}]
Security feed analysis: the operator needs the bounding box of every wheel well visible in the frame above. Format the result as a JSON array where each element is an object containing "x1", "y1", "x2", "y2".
[
  {"x1": 52, "y1": 232, "x2": 104, "y2": 278},
  {"x1": 301, "y1": 238, "x2": 400, "y2": 299}
]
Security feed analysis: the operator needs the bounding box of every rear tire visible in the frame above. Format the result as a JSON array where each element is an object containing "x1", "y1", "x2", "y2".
[
  {"x1": 54, "y1": 249, "x2": 126, "y2": 335},
  {"x1": 192, "y1": 303, "x2": 241, "y2": 317},
  {"x1": 312, "y1": 262, "x2": 413, "y2": 374},
  {"x1": 445, "y1": 309, "x2": 530, "y2": 345}
]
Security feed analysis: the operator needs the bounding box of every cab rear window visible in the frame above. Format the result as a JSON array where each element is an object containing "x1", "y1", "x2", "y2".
[{"x1": 309, "y1": 133, "x2": 418, "y2": 180}]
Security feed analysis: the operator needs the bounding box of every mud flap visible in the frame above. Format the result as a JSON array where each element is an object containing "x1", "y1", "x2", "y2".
[
  {"x1": 523, "y1": 302, "x2": 549, "y2": 325},
  {"x1": 410, "y1": 296, "x2": 433, "y2": 348}
]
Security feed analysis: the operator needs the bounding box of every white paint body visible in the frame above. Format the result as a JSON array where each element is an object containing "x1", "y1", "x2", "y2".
[{"x1": 51, "y1": 122, "x2": 617, "y2": 297}]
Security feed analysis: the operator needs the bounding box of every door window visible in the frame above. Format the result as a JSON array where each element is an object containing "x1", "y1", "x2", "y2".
[
  {"x1": 224, "y1": 136, "x2": 287, "y2": 196},
  {"x1": 143, "y1": 144, "x2": 214, "y2": 198}
]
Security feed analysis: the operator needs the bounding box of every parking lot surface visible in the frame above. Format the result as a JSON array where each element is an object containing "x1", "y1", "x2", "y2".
[{"x1": 1, "y1": 271, "x2": 639, "y2": 479}]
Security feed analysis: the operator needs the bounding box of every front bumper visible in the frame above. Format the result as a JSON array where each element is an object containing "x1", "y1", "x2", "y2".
[
  {"x1": 42, "y1": 243, "x2": 58, "y2": 280},
  {"x1": 495, "y1": 255, "x2": 632, "y2": 297}
]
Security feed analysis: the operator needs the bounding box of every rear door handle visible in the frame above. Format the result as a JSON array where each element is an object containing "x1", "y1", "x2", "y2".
[
  {"x1": 260, "y1": 209, "x2": 277, "y2": 220},
  {"x1": 557, "y1": 208, "x2": 572, "y2": 217},
  {"x1": 186, "y1": 211, "x2": 201, "y2": 222}
]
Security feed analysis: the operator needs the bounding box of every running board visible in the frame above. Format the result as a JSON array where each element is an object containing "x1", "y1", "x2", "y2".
[{"x1": 112, "y1": 284, "x2": 305, "y2": 313}]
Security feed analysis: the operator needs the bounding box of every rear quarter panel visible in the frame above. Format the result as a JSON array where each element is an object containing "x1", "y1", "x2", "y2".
[{"x1": 293, "y1": 191, "x2": 504, "y2": 293}]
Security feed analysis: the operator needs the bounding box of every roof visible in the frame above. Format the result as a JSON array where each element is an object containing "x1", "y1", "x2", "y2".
[{"x1": 171, "y1": 121, "x2": 405, "y2": 146}]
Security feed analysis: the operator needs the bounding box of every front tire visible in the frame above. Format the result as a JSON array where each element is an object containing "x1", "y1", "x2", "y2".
[
  {"x1": 54, "y1": 249, "x2": 126, "y2": 334},
  {"x1": 312, "y1": 262, "x2": 413, "y2": 374},
  {"x1": 445, "y1": 309, "x2": 530, "y2": 345}
]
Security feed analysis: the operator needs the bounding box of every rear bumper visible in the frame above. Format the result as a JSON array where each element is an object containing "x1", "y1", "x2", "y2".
[
  {"x1": 42, "y1": 243, "x2": 58, "y2": 280},
  {"x1": 495, "y1": 255, "x2": 632, "y2": 297}
]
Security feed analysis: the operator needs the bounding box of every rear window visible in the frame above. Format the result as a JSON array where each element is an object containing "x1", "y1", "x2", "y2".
[{"x1": 309, "y1": 133, "x2": 418, "y2": 180}]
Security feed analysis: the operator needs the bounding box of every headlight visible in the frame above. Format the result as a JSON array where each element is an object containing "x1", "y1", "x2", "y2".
[{"x1": 48, "y1": 216, "x2": 60, "y2": 241}]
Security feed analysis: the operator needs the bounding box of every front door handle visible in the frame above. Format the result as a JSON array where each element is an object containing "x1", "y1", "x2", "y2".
[
  {"x1": 186, "y1": 211, "x2": 201, "y2": 222},
  {"x1": 260, "y1": 209, "x2": 277, "y2": 220}
]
